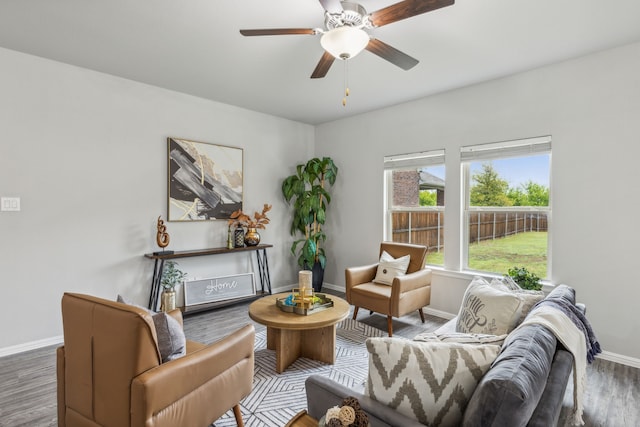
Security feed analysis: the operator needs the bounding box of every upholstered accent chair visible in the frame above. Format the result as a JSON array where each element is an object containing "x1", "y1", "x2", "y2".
[
  {"x1": 57, "y1": 293, "x2": 254, "y2": 427},
  {"x1": 345, "y1": 242, "x2": 432, "y2": 336}
]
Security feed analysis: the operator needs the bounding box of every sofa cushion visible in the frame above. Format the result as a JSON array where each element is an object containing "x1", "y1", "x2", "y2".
[
  {"x1": 526, "y1": 349, "x2": 575, "y2": 427},
  {"x1": 461, "y1": 323, "x2": 557, "y2": 427},
  {"x1": 365, "y1": 337, "x2": 500, "y2": 427},
  {"x1": 373, "y1": 251, "x2": 410, "y2": 285},
  {"x1": 490, "y1": 277, "x2": 544, "y2": 326},
  {"x1": 545, "y1": 283, "x2": 576, "y2": 306},
  {"x1": 116, "y1": 295, "x2": 186, "y2": 362},
  {"x1": 456, "y1": 277, "x2": 523, "y2": 335},
  {"x1": 152, "y1": 312, "x2": 187, "y2": 362}
]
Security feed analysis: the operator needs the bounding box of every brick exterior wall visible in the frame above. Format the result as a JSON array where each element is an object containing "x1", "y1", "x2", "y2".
[{"x1": 392, "y1": 170, "x2": 420, "y2": 207}]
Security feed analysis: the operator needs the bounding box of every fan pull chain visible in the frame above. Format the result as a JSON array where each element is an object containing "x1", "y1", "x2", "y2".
[{"x1": 342, "y1": 60, "x2": 350, "y2": 107}]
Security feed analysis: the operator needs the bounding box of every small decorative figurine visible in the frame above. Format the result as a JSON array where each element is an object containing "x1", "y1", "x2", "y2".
[
  {"x1": 227, "y1": 225, "x2": 234, "y2": 249},
  {"x1": 154, "y1": 216, "x2": 174, "y2": 255}
]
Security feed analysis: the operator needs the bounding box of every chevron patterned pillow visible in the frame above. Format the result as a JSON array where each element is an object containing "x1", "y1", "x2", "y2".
[{"x1": 365, "y1": 338, "x2": 500, "y2": 427}]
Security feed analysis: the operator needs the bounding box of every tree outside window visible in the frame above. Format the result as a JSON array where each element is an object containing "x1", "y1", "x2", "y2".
[{"x1": 463, "y1": 140, "x2": 551, "y2": 279}]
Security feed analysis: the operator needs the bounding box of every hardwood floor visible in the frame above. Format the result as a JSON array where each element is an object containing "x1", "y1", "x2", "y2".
[{"x1": 0, "y1": 291, "x2": 638, "y2": 426}]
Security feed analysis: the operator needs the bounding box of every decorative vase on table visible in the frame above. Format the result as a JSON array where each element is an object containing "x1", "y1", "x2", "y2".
[
  {"x1": 303, "y1": 261, "x2": 324, "y2": 292},
  {"x1": 245, "y1": 227, "x2": 260, "y2": 246},
  {"x1": 234, "y1": 225, "x2": 245, "y2": 248},
  {"x1": 227, "y1": 226, "x2": 234, "y2": 249},
  {"x1": 161, "y1": 289, "x2": 176, "y2": 312}
]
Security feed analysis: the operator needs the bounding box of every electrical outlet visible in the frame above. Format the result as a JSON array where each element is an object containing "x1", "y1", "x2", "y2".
[{"x1": 1, "y1": 197, "x2": 21, "y2": 211}]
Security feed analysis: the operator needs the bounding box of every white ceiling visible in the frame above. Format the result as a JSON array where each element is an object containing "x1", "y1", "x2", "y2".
[{"x1": 1, "y1": 0, "x2": 640, "y2": 125}]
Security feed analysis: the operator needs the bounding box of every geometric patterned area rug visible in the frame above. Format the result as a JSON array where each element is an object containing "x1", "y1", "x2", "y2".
[{"x1": 213, "y1": 318, "x2": 385, "y2": 427}]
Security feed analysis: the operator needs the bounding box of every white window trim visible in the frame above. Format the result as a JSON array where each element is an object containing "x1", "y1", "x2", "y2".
[
  {"x1": 383, "y1": 149, "x2": 445, "y2": 254},
  {"x1": 460, "y1": 136, "x2": 552, "y2": 278}
]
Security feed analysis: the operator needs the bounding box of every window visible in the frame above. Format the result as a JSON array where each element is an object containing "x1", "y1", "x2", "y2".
[
  {"x1": 384, "y1": 150, "x2": 445, "y2": 266},
  {"x1": 461, "y1": 136, "x2": 551, "y2": 279}
]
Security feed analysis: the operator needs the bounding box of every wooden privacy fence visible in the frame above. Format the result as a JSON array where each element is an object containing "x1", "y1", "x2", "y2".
[
  {"x1": 391, "y1": 209, "x2": 444, "y2": 252},
  {"x1": 468, "y1": 209, "x2": 548, "y2": 244},
  {"x1": 391, "y1": 207, "x2": 548, "y2": 250}
]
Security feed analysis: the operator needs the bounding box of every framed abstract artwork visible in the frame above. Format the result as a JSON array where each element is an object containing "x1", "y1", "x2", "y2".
[{"x1": 167, "y1": 137, "x2": 243, "y2": 221}]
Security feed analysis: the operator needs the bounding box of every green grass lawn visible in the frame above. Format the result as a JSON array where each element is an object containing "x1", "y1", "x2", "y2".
[{"x1": 426, "y1": 231, "x2": 547, "y2": 278}]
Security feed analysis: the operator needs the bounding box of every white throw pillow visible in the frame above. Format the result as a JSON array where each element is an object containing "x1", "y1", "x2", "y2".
[
  {"x1": 365, "y1": 337, "x2": 500, "y2": 427},
  {"x1": 490, "y1": 277, "x2": 544, "y2": 325},
  {"x1": 373, "y1": 251, "x2": 411, "y2": 285},
  {"x1": 455, "y1": 276, "x2": 523, "y2": 335}
]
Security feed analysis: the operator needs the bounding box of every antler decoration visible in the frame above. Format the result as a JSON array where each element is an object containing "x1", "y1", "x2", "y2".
[{"x1": 156, "y1": 216, "x2": 170, "y2": 249}]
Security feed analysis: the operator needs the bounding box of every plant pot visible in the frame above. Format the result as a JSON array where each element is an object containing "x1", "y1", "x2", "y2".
[
  {"x1": 161, "y1": 290, "x2": 176, "y2": 312},
  {"x1": 304, "y1": 261, "x2": 325, "y2": 292},
  {"x1": 245, "y1": 227, "x2": 260, "y2": 246}
]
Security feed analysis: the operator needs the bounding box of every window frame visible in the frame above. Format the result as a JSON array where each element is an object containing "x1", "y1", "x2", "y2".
[
  {"x1": 460, "y1": 136, "x2": 552, "y2": 278},
  {"x1": 383, "y1": 149, "x2": 446, "y2": 266}
]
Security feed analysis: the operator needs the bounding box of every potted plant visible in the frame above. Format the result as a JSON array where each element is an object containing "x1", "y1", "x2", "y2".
[
  {"x1": 507, "y1": 266, "x2": 542, "y2": 291},
  {"x1": 282, "y1": 157, "x2": 338, "y2": 291},
  {"x1": 160, "y1": 261, "x2": 187, "y2": 311},
  {"x1": 228, "y1": 204, "x2": 272, "y2": 246}
]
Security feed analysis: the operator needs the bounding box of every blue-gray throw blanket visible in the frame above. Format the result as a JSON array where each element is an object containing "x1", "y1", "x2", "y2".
[{"x1": 532, "y1": 292, "x2": 602, "y2": 363}]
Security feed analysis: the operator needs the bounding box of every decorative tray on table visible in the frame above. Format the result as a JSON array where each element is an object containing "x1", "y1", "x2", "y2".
[{"x1": 276, "y1": 292, "x2": 334, "y2": 315}]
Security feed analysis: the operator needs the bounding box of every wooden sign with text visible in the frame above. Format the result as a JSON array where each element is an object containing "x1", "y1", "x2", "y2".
[{"x1": 184, "y1": 273, "x2": 256, "y2": 307}]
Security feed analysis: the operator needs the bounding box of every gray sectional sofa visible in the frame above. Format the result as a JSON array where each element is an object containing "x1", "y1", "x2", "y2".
[{"x1": 305, "y1": 285, "x2": 583, "y2": 427}]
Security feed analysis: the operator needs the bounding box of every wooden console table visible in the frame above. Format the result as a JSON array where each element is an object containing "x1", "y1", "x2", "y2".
[{"x1": 145, "y1": 244, "x2": 272, "y2": 312}]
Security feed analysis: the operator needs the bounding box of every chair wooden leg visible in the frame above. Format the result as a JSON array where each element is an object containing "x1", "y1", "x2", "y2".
[
  {"x1": 387, "y1": 316, "x2": 393, "y2": 337},
  {"x1": 233, "y1": 404, "x2": 244, "y2": 427},
  {"x1": 352, "y1": 306, "x2": 359, "y2": 320},
  {"x1": 418, "y1": 308, "x2": 425, "y2": 323}
]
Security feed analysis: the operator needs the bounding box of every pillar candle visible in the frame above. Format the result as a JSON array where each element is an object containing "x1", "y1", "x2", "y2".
[{"x1": 299, "y1": 270, "x2": 312, "y2": 294}]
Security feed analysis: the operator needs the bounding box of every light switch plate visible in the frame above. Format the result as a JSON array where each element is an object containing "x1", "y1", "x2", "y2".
[{"x1": 1, "y1": 197, "x2": 21, "y2": 211}]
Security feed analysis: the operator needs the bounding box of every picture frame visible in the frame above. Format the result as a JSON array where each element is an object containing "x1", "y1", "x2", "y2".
[{"x1": 167, "y1": 137, "x2": 243, "y2": 221}]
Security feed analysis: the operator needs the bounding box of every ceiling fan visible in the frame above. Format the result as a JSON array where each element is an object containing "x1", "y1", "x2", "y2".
[{"x1": 240, "y1": 0, "x2": 455, "y2": 79}]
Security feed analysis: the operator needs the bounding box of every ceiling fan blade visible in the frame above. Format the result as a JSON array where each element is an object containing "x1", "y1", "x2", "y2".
[
  {"x1": 369, "y1": 0, "x2": 454, "y2": 27},
  {"x1": 365, "y1": 39, "x2": 419, "y2": 70},
  {"x1": 310, "y1": 51, "x2": 336, "y2": 79},
  {"x1": 318, "y1": 0, "x2": 343, "y2": 13},
  {"x1": 240, "y1": 28, "x2": 316, "y2": 36}
]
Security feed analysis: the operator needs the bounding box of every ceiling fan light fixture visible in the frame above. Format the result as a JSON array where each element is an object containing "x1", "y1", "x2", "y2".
[{"x1": 320, "y1": 26, "x2": 369, "y2": 60}]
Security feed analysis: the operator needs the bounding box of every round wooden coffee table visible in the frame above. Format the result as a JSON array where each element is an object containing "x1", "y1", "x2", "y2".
[{"x1": 248, "y1": 293, "x2": 350, "y2": 373}]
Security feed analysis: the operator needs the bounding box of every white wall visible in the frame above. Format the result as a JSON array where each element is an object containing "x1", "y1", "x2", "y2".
[
  {"x1": 316, "y1": 41, "x2": 640, "y2": 361},
  {"x1": 3, "y1": 40, "x2": 640, "y2": 363},
  {"x1": 0, "y1": 47, "x2": 313, "y2": 351}
]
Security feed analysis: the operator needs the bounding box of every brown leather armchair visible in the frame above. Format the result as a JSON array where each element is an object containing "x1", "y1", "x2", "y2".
[
  {"x1": 345, "y1": 242, "x2": 432, "y2": 336},
  {"x1": 57, "y1": 293, "x2": 254, "y2": 427}
]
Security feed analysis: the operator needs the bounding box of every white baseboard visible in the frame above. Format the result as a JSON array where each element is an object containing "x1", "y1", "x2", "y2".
[
  {"x1": 0, "y1": 335, "x2": 63, "y2": 358},
  {"x1": 271, "y1": 284, "x2": 293, "y2": 294},
  {"x1": 272, "y1": 282, "x2": 343, "y2": 294},
  {"x1": 320, "y1": 282, "x2": 343, "y2": 292},
  {"x1": 423, "y1": 307, "x2": 456, "y2": 320},
  {"x1": 597, "y1": 350, "x2": 640, "y2": 369}
]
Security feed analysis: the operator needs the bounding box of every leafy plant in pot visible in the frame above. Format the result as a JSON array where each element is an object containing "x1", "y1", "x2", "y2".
[
  {"x1": 507, "y1": 266, "x2": 542, "y2": 291},
  {"x1": 160, "y1": 261, "x2": 187, "y2": 312},
  {"x1": 282, "y1": 157, "x2": 338, "y2": 292}
]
